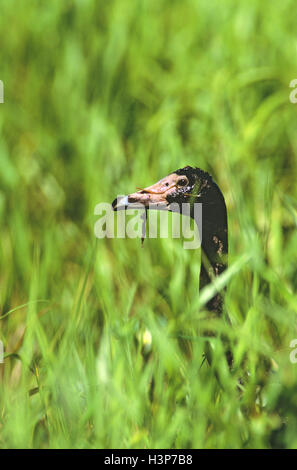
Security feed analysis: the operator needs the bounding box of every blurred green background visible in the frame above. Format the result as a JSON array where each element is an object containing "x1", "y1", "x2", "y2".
[{"x1": 1, "y1": 0, "x2": 297, "y2": 449}]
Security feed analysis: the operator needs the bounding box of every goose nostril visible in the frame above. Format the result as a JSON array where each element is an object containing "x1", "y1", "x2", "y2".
[{"x1": 128, "y1": 196, "x2": 138, "y2": 203}]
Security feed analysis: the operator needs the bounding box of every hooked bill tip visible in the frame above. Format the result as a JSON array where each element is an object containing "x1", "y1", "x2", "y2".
[{"x1": 112, "y1": 195, "x2": 129, "y2": 211}]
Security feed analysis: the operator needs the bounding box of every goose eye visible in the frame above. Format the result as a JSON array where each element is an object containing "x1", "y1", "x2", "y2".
[{"x1": 177, "y1": 177, "x2": 188, "y2": 187}]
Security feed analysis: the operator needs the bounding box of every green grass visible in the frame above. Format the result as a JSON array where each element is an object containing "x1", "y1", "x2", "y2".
[{"x1": 1, "y1": 0, "x2": 297, "y2": 449}]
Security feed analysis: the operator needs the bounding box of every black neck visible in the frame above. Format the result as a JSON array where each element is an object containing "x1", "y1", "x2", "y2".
[{"x1": 192, "y1": 178, "x2": 228, "y2": 314}]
